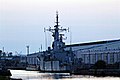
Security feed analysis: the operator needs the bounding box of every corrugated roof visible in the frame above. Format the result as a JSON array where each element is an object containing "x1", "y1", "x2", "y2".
[
  {"x1": 27, "y1": 52, "x2": 43, "y2": 56},
  {"x1": 65, "y1": 39, "x2": 120, "y2": 47}
]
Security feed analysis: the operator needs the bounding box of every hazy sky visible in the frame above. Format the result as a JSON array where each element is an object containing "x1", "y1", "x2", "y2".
[{"x1": 0, "y1": 0, "x2": 120, "y2": 55}]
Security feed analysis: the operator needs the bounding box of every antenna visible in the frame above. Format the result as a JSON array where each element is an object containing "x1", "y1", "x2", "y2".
[
  {"x1": 41, "y1": 44, "x2": 42, "y2": 51},
  {"x1": 66, "y1": 27, "x2": 69, "y2": 32},
  {"x1": 39, "y1": 48, "x2": 40, "y2": 52},
  {"x1": 44, "y1": 29, "x2": 47, "y2": 49},
  {"x1": 56, "y1": 11, "x2": 59, "y2": 26},
  {"x1": 2, "y1": 47, "x2": 4, "y2": 52}
]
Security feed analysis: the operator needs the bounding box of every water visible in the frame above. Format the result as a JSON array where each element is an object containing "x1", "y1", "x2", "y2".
[{"x1": 10, "y1": 70, "x2": 120, "y2": 80}]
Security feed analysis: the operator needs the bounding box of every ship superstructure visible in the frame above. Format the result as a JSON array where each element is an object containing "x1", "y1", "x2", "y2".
[
  {"x1": 45, "y1": 11, "x2": 67, "y2": 51},
  {"x1": 39, "y1": 12, "x2": 74, "y2": 72}
]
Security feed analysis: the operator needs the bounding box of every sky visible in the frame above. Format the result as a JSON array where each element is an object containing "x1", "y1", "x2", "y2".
[{"x1": 0, "y1": 0, "x2": 120, "y2": 55}]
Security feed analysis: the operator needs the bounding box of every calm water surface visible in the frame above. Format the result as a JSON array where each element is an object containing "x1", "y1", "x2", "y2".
[{"x1": 10, "y1": 70, "x2": 120, "y2": 80}]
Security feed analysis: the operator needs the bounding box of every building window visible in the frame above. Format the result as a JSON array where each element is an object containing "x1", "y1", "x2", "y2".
[
  {"x1": 91, "y1": 54, "x2": 95, "y2": 64},
  {"x1": 97, "y1": 54, "x2": 102, "y2": 61},
  {"x1": 118, "y1": 52, "x2": 120, "y2": 62},
  {"x1": 110, "y1": 53, "x2": 114, "y2": 64},
  {"x1": 103, "y1": 53, "x2": 108, "y2": 64}
]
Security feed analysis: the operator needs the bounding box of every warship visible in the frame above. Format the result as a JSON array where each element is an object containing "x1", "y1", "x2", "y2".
[{"x1": 38, "y1": 11, "x2": 74, "y2": 72}]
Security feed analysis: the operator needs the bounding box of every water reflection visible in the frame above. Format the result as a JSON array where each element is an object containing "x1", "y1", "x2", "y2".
[
  {"x1": 10, "y1": 70, "x2": 120, "y2": 80},
  {"x1": 50, "y1": 73, "x2": 71, "y2": 79},
  {"x1": 10, "y1": 70, "x2": 71, "y2": 80}
]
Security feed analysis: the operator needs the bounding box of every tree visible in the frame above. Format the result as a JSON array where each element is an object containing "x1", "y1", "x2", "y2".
[
  {"x1": 0, "y1": 50, "x2": 2, "y2": 55},
  {"x1": 94, "y1": 60, "x2": 106, "y2": 69},
  {"x1": 0, "y1": 50, "x2": 2, "y2": 59},
  {"x1": 0, "y1": 50, "x2": 2, "y2": 53}
]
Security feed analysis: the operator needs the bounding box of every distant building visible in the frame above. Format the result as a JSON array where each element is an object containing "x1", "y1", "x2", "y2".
[
  {"x1": 26, "y1": 52, "x2": 41, "y2": 70},
  {"x1": 0, "y1": 49, "x2": 27, "y2": 69}
]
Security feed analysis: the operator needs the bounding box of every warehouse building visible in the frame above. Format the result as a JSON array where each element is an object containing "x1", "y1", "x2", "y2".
[{"x1": 65, "y1": 39, "x2": 120, "y2": 65}]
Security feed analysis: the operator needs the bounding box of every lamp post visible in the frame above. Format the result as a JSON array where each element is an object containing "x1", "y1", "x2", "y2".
[{"x1": 26, "y1": 45, "x2": 30, "y2": 55}]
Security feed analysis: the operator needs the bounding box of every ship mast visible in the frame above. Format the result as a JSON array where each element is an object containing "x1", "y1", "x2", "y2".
[
  {"x1": 45, "y1": 11, "x2": 68, "y2": 51},
  {"x1": 54, "y1": 11, "x2": 59, "y2": 43}
]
